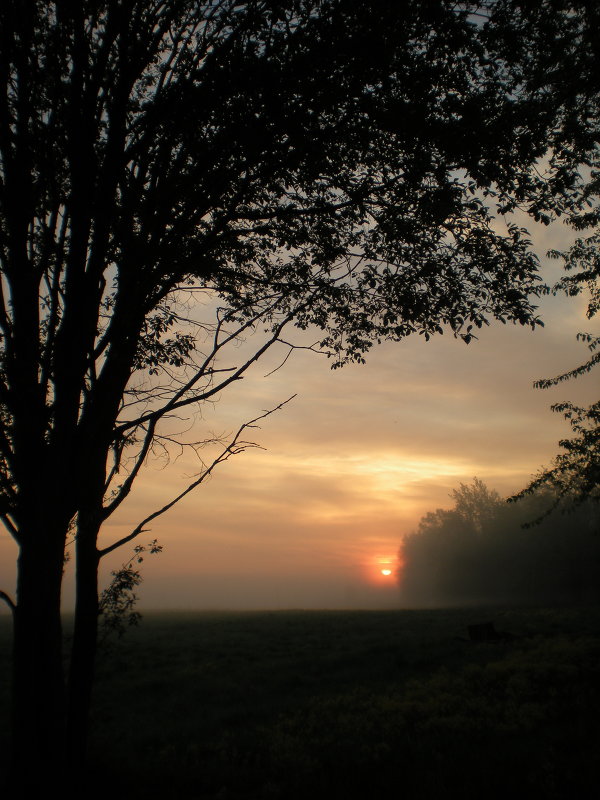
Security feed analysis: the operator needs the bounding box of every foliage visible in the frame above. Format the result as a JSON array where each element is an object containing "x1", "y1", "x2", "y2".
[
  {"x1": 98, "y1": 540, "x2": 163, "y2": 640},
  {"x1": 512, "y1": 145, "x2": 600, "y2": 513},
  {"x1": 511, "y1": 399, "x2": 600, "y2": 515},
  {"x1": 0, "y1": 0, "x2": 598, "y2": 779},
  {"x1": 399, "y1": 478, "x2": 600, "y2": 607},
  {"x1": 511, "y1": 281, "x2": 600, "y2": 513},
  {"x1": 450, "y1": 477, "x2": 502, "y2": 533}
]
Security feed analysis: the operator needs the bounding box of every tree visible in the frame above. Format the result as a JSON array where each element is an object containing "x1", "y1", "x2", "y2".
[
  {"x1": 490, "y1": 0, "x2": 600, "y2": 514},
  {"x1": 450, "y1": 477, "x2": 502, "y2": 534},
  {"x1": 511, "y1": 166, "x2": 600, "y2": 514},
  {"x1": 0, "y1": 0, "x2": 597, "y2": 786},
  {"x1": 399, "y1": 478, "x2": 600, "y2": 606},
  {"x1": 398, "y1": 478, "x2": 506, "y2": 605}
]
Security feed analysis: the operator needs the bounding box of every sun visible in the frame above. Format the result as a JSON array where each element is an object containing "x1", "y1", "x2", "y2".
[
  {"x1": 364, "y1": 555, "x2": 398, "y2": 585},
  {"x1": 369, "y1": 556, "x2": 396, "y2": 582}
]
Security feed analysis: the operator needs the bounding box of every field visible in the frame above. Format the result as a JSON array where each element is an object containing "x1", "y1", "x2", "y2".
[{"x1": 1, "y1": 607, "x2": 599, "y2": 798}]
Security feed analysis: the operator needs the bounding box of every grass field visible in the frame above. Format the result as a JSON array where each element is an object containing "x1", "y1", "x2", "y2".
[{"x1": 1, "y1": 606, "x2": 599, "y2": 798}]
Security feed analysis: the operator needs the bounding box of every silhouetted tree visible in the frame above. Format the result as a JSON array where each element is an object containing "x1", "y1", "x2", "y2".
[
  {"x1": 511, "y1": 219, "x2": 600, "y2": 514},
  {"x1": 399, "y1": 479, "x2": 600, "y2": 607},
  {"x1": 451, "y1": 478, "x2": 502, "y2": 533},
  {"x1": 0, "y1": 0, "x2": 598, "y2": 786},
  {"x1": 97, "y1": 539, "x2": 163, "y2": 641},
  {"x1": 501, "y1": 0, "x2": 600, "y2": 514}
]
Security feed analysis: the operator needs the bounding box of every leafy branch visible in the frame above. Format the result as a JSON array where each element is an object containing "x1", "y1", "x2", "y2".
[
  {"x1": 98, "y1": 540, "x2": 163, "y2": 641},
  {"x1": 511, "y1": 214, "x2": 599, "y2": 517}
]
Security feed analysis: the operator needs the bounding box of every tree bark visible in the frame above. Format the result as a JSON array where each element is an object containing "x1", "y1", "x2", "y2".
[
  {"x1": 66, "y1": 521, "x2": 100, "y2": 771},
  {"x1": 11, "y1": 534, "x2": 67, "y2": 789}
]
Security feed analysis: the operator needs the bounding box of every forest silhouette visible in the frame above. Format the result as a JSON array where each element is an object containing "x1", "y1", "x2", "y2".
[{"x1": 399, "y1": 479, "x2": 600, "y2": 607}]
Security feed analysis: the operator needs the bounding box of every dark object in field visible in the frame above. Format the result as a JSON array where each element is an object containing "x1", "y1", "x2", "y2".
[{"x1": 467, "y1": 622, "x2": 515, "y2": 642}]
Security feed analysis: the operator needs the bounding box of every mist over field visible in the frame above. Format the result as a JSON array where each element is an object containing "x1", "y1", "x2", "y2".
[
  {"x1": 2, "y1": 262, "x2": 595, "y2": 615},
  {"x1": 399, "y1": 482, "x2": 599, "y2": 608}
]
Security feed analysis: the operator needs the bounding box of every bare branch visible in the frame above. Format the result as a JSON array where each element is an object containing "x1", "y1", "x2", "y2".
[
  {"x1": 0, "y1": 590, "x2": 16, "y2": 615},
  {"x1": 114, "y1": 307, "x2": 300, "y2": 435},
  {"x1": 263, "y1": 339, "x2": 326, "y2": 378},
  {"x1": 98, "y1": 396, "x2": 296, "y2": 558},
  {"x1": 101, "y1": 417, "x2": 158, "y2": 519},
  {"x1": 0, "y1": 512, "x2": 18, "y2": 541}
]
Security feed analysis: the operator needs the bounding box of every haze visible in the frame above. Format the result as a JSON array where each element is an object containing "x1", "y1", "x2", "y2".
[{"x1": 0, "y1": 220, "x2": 596, "y2": 611}]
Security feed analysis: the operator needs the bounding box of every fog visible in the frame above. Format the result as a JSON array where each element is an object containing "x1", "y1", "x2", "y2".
[
  {"x1": 399, "y1": 481, "x2": 599, "y2": 608},
  {"x1": 0, "y1": 219, "x2": 597, "y2": 614}
]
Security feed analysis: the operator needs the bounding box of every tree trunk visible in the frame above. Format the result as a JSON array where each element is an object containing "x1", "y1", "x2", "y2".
[
  {"x1": 67, "y1": 524, "x2": 100, "y2": 771},
  {"x1": 11, "y1": 535, "x2": 67, "y2": 790}
]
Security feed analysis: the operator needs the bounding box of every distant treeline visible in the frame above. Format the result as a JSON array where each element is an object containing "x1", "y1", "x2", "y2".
[{"x1": 399, "y1": 479, "x2": 600, "y2": 607}]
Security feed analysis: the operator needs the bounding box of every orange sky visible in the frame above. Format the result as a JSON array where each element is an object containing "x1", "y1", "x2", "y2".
[{"x1": 0, "y1": 219, "x2": 597, "y2": 611}]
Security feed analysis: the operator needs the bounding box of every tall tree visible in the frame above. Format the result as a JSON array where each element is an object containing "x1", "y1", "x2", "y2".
[
  {"x1": 451, "y1": 478, "x2": 502, "y2": 533},
  {"x1": 0, "y1": 0, "x2": 597, "y2": 786}
]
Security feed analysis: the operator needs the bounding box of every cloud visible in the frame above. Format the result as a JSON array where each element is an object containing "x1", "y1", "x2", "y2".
[{"x1": 1, "y1": 222, "x2": 596, "y2": 612}]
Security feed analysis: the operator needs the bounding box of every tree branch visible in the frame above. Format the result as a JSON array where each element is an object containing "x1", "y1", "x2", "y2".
[
  {"x1": 0, "y1": 589, "x2": 16, "y2": 615},
  {"x1": 101, "y1": 417, "x2": 157, "y2": 519},
  {"x1": 98, "y1": 395, "x2": 296, "y2": 558},
  {"x1": 114, "y1": 305, "x2": 300, "y2": 435}
]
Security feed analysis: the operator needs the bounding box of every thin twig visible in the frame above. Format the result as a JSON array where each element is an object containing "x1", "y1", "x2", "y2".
[{"x1": 98, "y1": 396, "x2": 296, "y2": 557}]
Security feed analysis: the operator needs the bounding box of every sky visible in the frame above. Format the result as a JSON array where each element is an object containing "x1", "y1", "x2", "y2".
[{"x1": 0, "y1": 218, "x2": 598, "y2": 612}]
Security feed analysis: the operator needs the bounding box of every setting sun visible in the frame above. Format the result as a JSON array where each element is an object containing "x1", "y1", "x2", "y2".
[{"x1": 364, "y1": 556, "x2": 398, "y2": 585}]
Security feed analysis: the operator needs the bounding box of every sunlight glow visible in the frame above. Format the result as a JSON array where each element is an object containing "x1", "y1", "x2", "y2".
[
  {"x1": 280, "y1": 454, "x2": 475, "y2": 489},
  {"x1": 362, "y1": 555, "x2": 397, "y2": 585}
]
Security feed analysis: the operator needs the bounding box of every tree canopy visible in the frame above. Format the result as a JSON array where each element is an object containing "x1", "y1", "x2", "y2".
[{"x1": 0, "y1": 0, "x2": 599, "y2": 787}]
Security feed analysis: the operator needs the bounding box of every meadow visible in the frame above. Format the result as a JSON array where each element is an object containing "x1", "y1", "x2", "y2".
[{"x1": 1, "y1": 607, "x2": 599, "y2": 798}]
